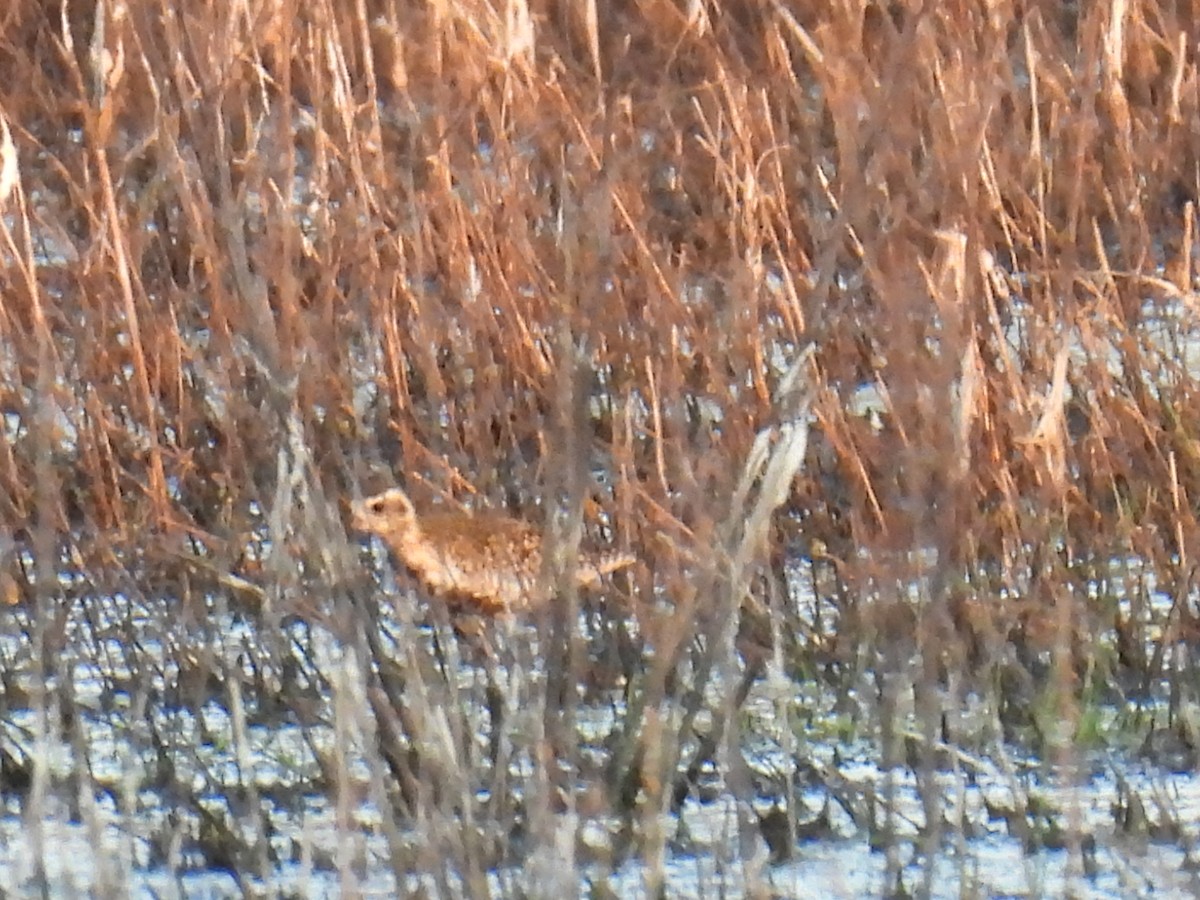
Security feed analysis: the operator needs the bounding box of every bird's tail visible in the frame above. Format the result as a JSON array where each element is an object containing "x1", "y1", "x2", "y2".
[{"x1": 576, "y1": 550, "x2": 636, "y2": 587}]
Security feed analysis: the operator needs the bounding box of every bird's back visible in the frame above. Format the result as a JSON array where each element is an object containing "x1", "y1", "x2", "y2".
[{"x1": 413, "y1": 511, "x2": 545, "y2": 613}]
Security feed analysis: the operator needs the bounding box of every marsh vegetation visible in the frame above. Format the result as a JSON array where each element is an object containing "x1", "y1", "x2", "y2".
[{"x1": 2, "y1": 1, "x2": 1200, "y2": 896}]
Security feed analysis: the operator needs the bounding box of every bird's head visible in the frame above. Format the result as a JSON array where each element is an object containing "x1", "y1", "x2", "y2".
[{"x1": 350, "y1": 487, "x2": 418, "y2": 540}]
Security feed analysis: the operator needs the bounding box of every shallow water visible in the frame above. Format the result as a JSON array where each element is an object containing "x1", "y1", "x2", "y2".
[{"x1": 0, "y1": 556, "x2": 1197, "y2": 899}]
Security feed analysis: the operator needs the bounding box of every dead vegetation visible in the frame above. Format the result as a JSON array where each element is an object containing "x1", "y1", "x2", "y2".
[{"x1": 2, "y1": 0, "x2": 1200, "y2": 895}]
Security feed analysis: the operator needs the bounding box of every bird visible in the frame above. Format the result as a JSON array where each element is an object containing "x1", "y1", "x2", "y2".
[{"x1": 350, "y1": 487, "x2": 635, "y2": 616}]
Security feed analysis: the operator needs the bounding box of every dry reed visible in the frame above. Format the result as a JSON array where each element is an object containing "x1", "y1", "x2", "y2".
[{"x1": 1, "y1": 0, "x2": 1199, "y2": 895}]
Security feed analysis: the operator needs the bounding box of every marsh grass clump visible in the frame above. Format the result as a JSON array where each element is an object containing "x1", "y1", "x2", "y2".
[{"x1": 2, "y1": 1, "x2": 1200, "y2": 895}]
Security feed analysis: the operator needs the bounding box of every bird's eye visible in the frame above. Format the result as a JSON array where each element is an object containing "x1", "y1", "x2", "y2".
[{"x1": 369, "y1": 498, "x2": 384, "y2": 513}]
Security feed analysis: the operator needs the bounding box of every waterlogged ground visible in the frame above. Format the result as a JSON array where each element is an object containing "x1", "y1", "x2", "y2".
[
  {"x1": 3, "y1": 716, "x2": 1200, "y2": 897},
  {"x1": 1, "y1": 581, "x2": 1199, "y2": 900}
]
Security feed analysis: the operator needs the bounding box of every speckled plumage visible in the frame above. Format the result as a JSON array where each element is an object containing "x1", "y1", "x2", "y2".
[{"x1": 351, "y1": 487, "x2": 634, "y2": 615}]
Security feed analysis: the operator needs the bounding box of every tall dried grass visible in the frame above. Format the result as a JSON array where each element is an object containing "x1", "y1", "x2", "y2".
[{"x1": 1, "y1": 0, "x2": 1199, "y2": 894}]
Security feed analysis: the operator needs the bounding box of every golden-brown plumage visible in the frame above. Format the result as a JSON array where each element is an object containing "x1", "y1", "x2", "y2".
[{"x1": 350, "y1": 487, "x2": 634, "y2": 615}]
